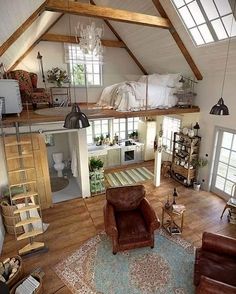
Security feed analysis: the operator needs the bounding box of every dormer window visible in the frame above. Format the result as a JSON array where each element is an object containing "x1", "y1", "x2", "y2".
[{"x1": 172, "y1": 0, "x2": 236, "y2": 46}]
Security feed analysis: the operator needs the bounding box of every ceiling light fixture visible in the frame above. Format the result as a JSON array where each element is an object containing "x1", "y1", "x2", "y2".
[
  {"x1": 209, "y1": 2, "x2": 235, "y2": 115},
  {"x1": 64, "y1": 1, "x2": 90, "y2": 129}
]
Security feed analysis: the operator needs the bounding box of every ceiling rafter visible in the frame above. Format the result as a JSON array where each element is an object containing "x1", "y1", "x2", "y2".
[
  {"x1": 46, "y1": 0, "x2": 171, "y2": 29},
  {"x1": 0, "y1": 1, "x2": 48, "y2": 57},
  {"x1": 90, "y1": 0, "x2": 147, "y2": 75},
  {"x1": 8, "y1": 14, "x2": 64, "y2": 71},
  {"x1": 41, "y1": 33, "x2": 126, "y2": 48},
  {"x1": 152, "y1": 0, "x2": 203, "y2": 80}
]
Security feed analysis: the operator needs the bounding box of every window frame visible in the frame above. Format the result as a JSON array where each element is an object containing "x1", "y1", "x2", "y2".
[
  {"x1": 65, "y1": 43, "x2": 103, "y2": 88},
  {"x1": 162, "y1": 116, "x2": 181, "y2": 154},
  {"x1": 171, "y1": 0, "x2": 236, "y2": 47}
]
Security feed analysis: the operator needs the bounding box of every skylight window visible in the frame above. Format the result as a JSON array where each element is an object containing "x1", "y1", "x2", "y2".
[{"x1": 172, "y1": 0, "x2": 236, "y2": 46}]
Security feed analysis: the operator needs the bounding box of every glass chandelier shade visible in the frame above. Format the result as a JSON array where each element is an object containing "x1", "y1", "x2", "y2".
[{"x1": 75, "y1": 22, "x2": 103, "y2": 56}]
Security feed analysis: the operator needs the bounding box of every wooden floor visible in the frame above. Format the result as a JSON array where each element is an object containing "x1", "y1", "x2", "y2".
[
  {"x1": 1, "y1": 104, "x2": 200, "y2": 126},
  {"x1": 2, "y1": 161, "x2": 236, "y2": 294}
]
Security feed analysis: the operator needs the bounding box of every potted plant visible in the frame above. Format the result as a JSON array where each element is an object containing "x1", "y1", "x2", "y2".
[
  {"x1": 89, "y1": 157, "x2": 104, "y2": 172},
  {"x1": 192, "y1": 157, "x2": 208, "y2": 191},
  {"x1": 47, "y1": 67, "x2": 70, "y2": 87}
]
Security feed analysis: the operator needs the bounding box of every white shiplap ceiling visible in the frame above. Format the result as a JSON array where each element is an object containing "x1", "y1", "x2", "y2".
[{"x1": 1, "y1": 0, "x2": 236, "y2": 76}]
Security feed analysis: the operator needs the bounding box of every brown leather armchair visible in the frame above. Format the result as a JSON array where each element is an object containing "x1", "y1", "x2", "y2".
[
  {"x1": 194, "y1": 232, "x2": 236, "y2": 291},
  {"x1": 196, "y1": 276, "x2": 236, "y2": 294},
  {"x1": 104, "y1": 185, "x2": 160, "y2": 254}
]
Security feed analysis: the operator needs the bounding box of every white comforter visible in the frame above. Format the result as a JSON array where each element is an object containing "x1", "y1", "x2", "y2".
[{"x1": 97, "y1": 80, "x2": 178, "y2": 111}]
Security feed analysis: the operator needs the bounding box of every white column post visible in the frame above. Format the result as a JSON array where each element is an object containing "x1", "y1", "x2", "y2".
[
  {"x1": 153, "y1": 117, "x2": 163, "y2": 187},
  {"x1": 77, "y1": 129, "x2": 91, "y2": 198}
]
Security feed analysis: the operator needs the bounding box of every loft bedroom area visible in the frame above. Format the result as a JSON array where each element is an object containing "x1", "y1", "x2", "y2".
[{"x1": 0, "y1": 1, "x2": 236, "y2": 293}]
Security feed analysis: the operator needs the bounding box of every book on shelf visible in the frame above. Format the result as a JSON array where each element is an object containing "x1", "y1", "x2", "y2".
[
  {"x1": 172, "y1": 204, "x2": 186, "y2": 215},
  {"x1": 167, "y1": 226, "x2": 181, "y2": 235}
]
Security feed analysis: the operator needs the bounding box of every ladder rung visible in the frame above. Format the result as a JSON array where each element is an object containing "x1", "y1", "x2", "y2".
[
  {"x1": 9, "y1": 167, "x2": 35, "y2": 174},
  {"x1": 5, "y1": 141, "x2": 31, "y2": 147},
  {"x1": 10, "y1": 180, "x2": 36, "y2": 188},
  {"x1": 12, "y1": 192, "x2": 38, "y2": 201},
  {"x1": 7, "y1": 154, "x2": 33, "y2": 160},
  {"x1": 14, "y1": 205, "x2": 40, "y2": 214},
  {"x1": 15, "y1": 217, "x2": 41, "y2": 227},
  {"x1": 19, "y1": 242, "x2": 45, "y2": 255},
  {"x1": 17, "y1": 229, "x2": 43, "y2": 241}
]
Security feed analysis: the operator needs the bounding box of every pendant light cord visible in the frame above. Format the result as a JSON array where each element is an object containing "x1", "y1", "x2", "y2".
[{"x1": 221, "y1": 0, "x2": 236, "y2": 97}]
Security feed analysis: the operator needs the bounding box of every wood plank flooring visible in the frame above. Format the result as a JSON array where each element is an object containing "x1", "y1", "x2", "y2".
[{"x1": 1, "y1": 161, "x2": 236, "y2": 293}]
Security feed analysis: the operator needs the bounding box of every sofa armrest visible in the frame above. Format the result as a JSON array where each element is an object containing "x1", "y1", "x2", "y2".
[
  {"x1": 202, "y1": 232, "x2": 236, "y2": 257},
  {"x1": 139, "y1": 198, "x2": 160, "y2": 233},
  {"x1": 196, "y1": 276, "x2": 236, "y2": 294},
  {"x1": 103, "y1": 203, "x2": 118, "y2": 238}
]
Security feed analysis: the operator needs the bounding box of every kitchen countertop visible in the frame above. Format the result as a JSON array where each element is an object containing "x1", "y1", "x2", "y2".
[{"x1": 88, "y1": 141, "x2": 144, "y2": 155}]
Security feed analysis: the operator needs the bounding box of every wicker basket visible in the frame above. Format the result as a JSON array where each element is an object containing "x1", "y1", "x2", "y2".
[
  {"x1": 0, "y1": 202, "x2": 24, "y2": 235},
  {"x1": 1, "y1": 256, "x2": 24, "y2": 289},
  {"x1": 10, "y1": 273, "x2": 43, "y2": 294}
]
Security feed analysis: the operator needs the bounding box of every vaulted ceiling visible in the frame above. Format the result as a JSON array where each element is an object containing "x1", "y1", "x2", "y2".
[{"x1": 1, "y1": 0, "x2": 236, "y2": 79}]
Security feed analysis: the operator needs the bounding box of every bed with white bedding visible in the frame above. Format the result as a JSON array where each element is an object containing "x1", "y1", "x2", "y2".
[{"x1": 97, "y1": 73, "x2": 182, "y2": 112}]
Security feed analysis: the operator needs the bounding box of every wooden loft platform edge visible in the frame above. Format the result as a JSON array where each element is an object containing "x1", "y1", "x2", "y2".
[{"x1": 1, "y1": 105, "x2": 200, "y2": 127}]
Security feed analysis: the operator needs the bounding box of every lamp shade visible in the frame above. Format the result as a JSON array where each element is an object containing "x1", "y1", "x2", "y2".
[
  {"x1": 64, "y1": 103, "x2": 90, "y2": 129},
  {"x1": 209, "y1": 97, "x2": 229, "y2": 116}
]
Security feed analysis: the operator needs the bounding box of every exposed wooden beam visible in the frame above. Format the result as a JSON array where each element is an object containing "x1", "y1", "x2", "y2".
[
  {"x1": 152, "y1": 0, "x2": 203, "y2": 80},
  {"x1": 89, "y1": 0, "x2": 147, "y2": 75},
  {"x1": 8, "y1": 14, "x2": 64, "y2": 71},
  {"x1": 46, "y1": 0, "x2": 171, "y2": 29},
  {"x1": 0, "y1": 1, "x2": 47, "y2": 57},
  {"x1": 41, "y1": 33, "x2": 126, "y2": 48}
]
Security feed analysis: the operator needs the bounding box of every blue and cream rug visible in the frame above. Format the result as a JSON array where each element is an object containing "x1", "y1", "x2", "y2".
[
  {"x1": 54, "y1": 229, "x2": 195, "y2": 294},
  {"x1": 106, "y1": 167, "x2": 154, "y2": 187}
]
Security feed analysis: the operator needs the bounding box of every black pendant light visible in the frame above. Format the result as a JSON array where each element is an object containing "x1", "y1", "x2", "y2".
[
  {"x1": 209, "y1": 3, "x2": 235, "y2": 116},
  {"x1": 64, "y1": 103, "x2": 90, "y2": 129},
  {"x1": 64, "y1": 2, "x2": 90, "y2": 129}
]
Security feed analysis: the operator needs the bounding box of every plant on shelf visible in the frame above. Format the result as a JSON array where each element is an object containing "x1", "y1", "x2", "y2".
[
  {"x1": 89, "y1": 157, "x2": 104, "y2": 172},
  {"x1": 128, "y1": 131, "x2": 138, "y2": 140},
  {"x1": 192, "y1": 157, "x2": 208, "y2": 191},
  {"x1": 47, "y1": 67, "x2": 70, "y2": 87}
]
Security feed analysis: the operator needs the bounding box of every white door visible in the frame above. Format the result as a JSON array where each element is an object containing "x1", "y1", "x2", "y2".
[{"x1": 211, "y1": 129, "x2": 236, "y2": 199}]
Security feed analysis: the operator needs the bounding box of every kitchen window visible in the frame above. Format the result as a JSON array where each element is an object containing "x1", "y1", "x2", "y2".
[{"x1": 162, "y1": 116, "x2": 181, "y2": 153}]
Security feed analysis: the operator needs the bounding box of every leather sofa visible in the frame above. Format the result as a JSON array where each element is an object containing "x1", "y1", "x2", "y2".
[
  {"x1": 196, "y1": 276, "x2": 236, "y2": 294},
  {"x1": 194, "y1": 232, "x2": 236, "y2": 292},
  {"x1": 104, "y1": 185, "x2": 160, "y2": 254}
]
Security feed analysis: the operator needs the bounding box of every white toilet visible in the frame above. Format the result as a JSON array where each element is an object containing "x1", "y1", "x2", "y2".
[{"x1": 52, "y1": 152, "x2": 65, "y2": 177}]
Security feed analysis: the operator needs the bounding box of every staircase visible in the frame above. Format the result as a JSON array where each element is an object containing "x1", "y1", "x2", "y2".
[{"x1": 2, "y1": 122, "x2": 45, "y2": 256}]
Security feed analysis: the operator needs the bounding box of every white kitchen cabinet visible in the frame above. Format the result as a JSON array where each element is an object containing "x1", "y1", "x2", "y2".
[
  {"x1": 138, "y1": 120, "x2": 156, "y2": 161},
  {"x1": 136, "y1": 144, "x2": 144, "y2": 162},
  {"x1": 107, "y1": 148, "x2": 121, "y2": 167}
]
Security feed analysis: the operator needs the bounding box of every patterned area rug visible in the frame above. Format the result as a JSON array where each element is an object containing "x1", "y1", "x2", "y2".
[
  {"x1": 106, "y1": 167, "x2": 154, "y2": 187},
  {"x1": 54, "y1": 229, "x2": 195, "y2": 294},
  {"x1": 50, "y1": 177, "x2": 69, "y2": 192}
]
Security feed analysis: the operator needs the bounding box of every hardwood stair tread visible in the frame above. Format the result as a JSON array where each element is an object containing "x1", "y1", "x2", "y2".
[
  {"x1": 12, "y1": 192, "x2": 38, "y2": 201},
  {"x1": 15, "y1": 217, "x2": 41, "y2": 227},
  {"x1": 7, "y1": 154, "x2": 33, "y2": 160},
  {"x1": 17, "y1": 229, "x2": 43, "y2": 240},
  {"x1": 19, "y1": 242, "x2": 45, "y2": 255},
  {"x1": 5, "y1": 141, "x2": 31, "y2": 147},
  {"x1": 9, "y1": 167, "x2": 35, "y2": 174},
  {"x1": 10, "y1": 180, "x2": 36, "y2": 188},
  {"x1": 14, "y1": 205, "x2": 40, "y2": 214}
]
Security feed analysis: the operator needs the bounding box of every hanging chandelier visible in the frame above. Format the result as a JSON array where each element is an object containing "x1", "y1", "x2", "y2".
[{"x1": 75, "y1": 21, "x2": 103, "y2": 56}]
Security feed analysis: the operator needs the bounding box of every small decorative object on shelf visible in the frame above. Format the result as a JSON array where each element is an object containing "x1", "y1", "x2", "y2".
[
  {"x1": 172, "y1": 188, "x2": 178, "y2": 204},
  {"x1": 171, "y1": 132, "x2": 201, "y2": 187},
  {"x1": 193, "y1": 122, "x2": 200, "y2": 136}
]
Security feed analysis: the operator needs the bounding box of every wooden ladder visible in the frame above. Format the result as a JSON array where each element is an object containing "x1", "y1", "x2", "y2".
[{"x1": 2, "y1": 122, "x2": 45, "y2": 256}]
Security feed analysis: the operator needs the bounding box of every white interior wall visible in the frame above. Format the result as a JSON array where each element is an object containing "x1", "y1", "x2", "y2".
[{"x1": 46, "y1": 133, "x2": 70, "y2": 168}]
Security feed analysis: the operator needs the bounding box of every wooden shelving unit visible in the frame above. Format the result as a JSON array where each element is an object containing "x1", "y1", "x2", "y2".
[
  {"x1": 171, "y1": 132, "x2": 201, "y2": 186},
  {"x1": 2, "y1": 123, "x2": 45, "y2": 256}
]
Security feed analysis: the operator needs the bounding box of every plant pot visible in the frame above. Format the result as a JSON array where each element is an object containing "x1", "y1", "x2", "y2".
[{"x1": 193, "y1": 182, "x2": 201, "y2": 191}]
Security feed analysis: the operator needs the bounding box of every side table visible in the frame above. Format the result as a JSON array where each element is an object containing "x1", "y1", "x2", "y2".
[
  {"x1": 50, "y1": 87, "x2": 71, "y2": 107},
  {"x1": 161, "y1": 206, "x2": 185, "y2": 235}
]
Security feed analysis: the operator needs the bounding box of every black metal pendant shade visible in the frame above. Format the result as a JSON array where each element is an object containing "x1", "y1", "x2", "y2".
[
  {"x1": 64, "y1": 103, "x2": 90, "y2": 129},
  {"x1": 209, "y1": 97, "x2": 229, "y2": 116}
]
